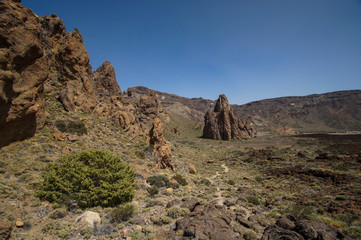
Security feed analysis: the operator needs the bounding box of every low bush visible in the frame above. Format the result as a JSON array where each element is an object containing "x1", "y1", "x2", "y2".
[
  {"x1": 55, "y1": 119, "x2": 87, "y2": 135},
  {"x1": 37, "y1": 149, "x2": 136, "y2": 208},
  {"x1": 146, "y1": 175, "x2": 170, "y2": 188},
  {"x1": 166, "y1": 207, "x2": 190, "y2": 219},
  {"x1": 243, "y1": 229, "x2": 257, "y2": 240},
  {"x1": 147, "y1": 186, "x2": 159, "y2": 197},
  {"x1": 42, "y1": 220, "x2": 71, "y2": 239},
  {"x1": 111, "y1": 203, "x2": 136, "y2": 222},
  {"x1": 283, "y1": 204, "x2": 315, "y2": 220},
  {"x1": 173, "y1": 174, "x2": 187, "y2": 186}
]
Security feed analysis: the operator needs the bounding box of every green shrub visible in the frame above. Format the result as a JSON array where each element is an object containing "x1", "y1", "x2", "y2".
[
  {"x1": 55, "y1": 120, "x2": 87, "y2": 135},
  {"x1": 334, "y1": 212, "x2": 359, "y2": 225},
  {"x1": 146, "y1": 175, "x2": 170, "y2": 188},
  {"x1": 244, "y1": 229, "x2": 257, "y2": 240},
  {"x1": 111, "y1": 203, "x2": 136, "y2": 222},
  {"x1": 147, "y1": 186, "x2": 159, "y2": 197},
  {"x1": 200, "y1": 178, "x2": 211, "y2": 185},
  {"x1": 42, "y1": 220, "x2": 71, "y2": 239},
  {"x1": 37, "y1": 149, "x2": 136, "y2": 208},
  {"x1": 173, "y1": 174, "x2": 187, "y2": 186},
  {"x1": 166, "y1": 207, "x2": 190, "y2": 219},
  {"x1": 246, "y1": 196, "x2": 261, "y2": 206},
  {"x1": 283, "y1": 204, "x2": 315, "y2": 220},
  {"x1": 227, "y1": 179, "x2": 235, "y2": 185}
]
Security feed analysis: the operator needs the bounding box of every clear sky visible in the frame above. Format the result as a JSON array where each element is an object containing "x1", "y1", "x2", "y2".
[{"x1": 22, "y1": 0, "x2": 361, "y2": 104}]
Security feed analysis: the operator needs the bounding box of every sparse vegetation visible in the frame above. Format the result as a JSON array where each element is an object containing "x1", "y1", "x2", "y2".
[
  {"x1": 146, "y1": 175, "x2": 170, "y2": 188},
  {"x1": 55, "y1": 119, "x2": 87, "y2": 135},
  {"x1": 111, "y1": 203, "x2": 137, "y2": 222},
  {"x1": 173, "y1": 174, "x2": 187, "y2": 186}
]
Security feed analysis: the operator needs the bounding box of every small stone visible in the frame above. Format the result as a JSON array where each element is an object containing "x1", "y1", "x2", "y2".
[
  {"x1": 67, "y1": 134, "x2": 79, "y2": 142},
  {"x1": 15, "y1": 220, "x2": 24, "y2": 228},
  {"x1": 188, "y1": 163, "x2": 197, "y2": 174},
  {"x1": 52, "y1": 132, "x2": 66, "y2": 141},
  {"x1": 75, "y1": 211, "x2": 101, "y2": 229},
  {"x1": 135, "y1": 225, "x2": 142, "y2": 232},
  {"x1": 166, "y1": 188, "x2": 174, "y2": 194},
  {"x1": 123, "y1": 228, "x2": 131, "y2": 238}
]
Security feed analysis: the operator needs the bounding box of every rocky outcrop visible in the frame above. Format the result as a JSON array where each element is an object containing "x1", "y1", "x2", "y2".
[
  {"x1": 262, "y1": 214, "x2": 350, "y2": 240},
  {"x1": 55, "y1": 29, "x2": 96, "y2": 112},
  {"x1": 149, "y1": 117, "x2": 174, "y2": 170},
  {"x1": 94, "y1": 95, "x2": 140, "y2": 135},
  {"x1": 202, "y1": 94, "x2": 256, "y2": 140},
  {"x1": 0, "y1": 0, "x2": 48, "y2": 148},
  {"x1": 93, "y1": 61, "x2": 121, "y2": 98},
  {"x1": 0, "y1": 0, "x2": 106, "y2": 147},
  {"x1": 136, "y1": 90, "x2": 167, "y2": 122}
]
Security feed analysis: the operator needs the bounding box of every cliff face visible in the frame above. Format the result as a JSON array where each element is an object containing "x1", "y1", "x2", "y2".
[{"x1": 0, "y1": 0, "x2": 48, "y2": 147}]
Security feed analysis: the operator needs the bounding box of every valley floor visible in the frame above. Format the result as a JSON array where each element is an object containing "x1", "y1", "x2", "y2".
[{"x1": 1, "y1": 109, "x2": 361, "y2": 239}]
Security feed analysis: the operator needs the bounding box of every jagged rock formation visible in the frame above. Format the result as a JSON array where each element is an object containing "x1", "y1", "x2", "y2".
[
  {"x1": 136, "y1": 90, "x2": 168, "y2": 122},
  {"x1": 40, "y1": 14, "x2": 96, "y2": 112},
  {"x1": 262, "y1": 214, "x2": 350, "y2": 240},
  {"x1": 202, "y1": 94, "x2": 256, "y2": 140},
  {"x1": 92, "y1": 61, "x2": 140, "y2": 135},
  {"x1": 93, "y1": 61, "x2": 121, "y2": 98},
  {"x1": 0, "y1": 0, "x2": 48, "y2": 148},
  {"x1": 149, "y1": 117, "x2": 174, "y2": 170}
]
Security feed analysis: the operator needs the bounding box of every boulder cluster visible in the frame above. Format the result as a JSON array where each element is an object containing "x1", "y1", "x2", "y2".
[{"x1": 202, "y1": 94, "x2": 256, "y2": 140}]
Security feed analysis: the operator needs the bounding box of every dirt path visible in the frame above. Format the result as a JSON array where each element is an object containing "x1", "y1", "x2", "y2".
[{"x1": 206, "y1": 164, "x2": 230, "y2": 205}]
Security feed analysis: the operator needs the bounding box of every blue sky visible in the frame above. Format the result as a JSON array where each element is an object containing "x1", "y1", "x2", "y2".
[{"x1": 22, "y1": 0, "x2": 361, "y2": 104}]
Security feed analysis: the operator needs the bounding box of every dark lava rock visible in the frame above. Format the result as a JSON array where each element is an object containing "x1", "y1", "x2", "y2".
[
  {"x1": 262, "y1": 214, "x2": 350, "y2": 240},
  {"x1": 175, "y1": 204, "x2": 240, "y2": 240}
]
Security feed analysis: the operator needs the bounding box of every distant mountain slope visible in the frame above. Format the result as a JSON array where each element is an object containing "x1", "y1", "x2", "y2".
[
  {"x1": 126, "y1": 87, "x2": 361, "y2": 133},
  {"x1": 233, "y1": 90, "x2": 361, "y2": 132}
]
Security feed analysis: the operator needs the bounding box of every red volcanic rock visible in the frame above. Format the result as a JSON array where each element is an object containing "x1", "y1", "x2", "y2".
[
  {"x1": 93, "y1": 61, "x2": 121, "y2": 98},
  {"x1": 149, "y1": 117, "x2": 174, "y2": 170},
  {"x1": 0, "y1": 0, "x2": 48, "y2": 147}
]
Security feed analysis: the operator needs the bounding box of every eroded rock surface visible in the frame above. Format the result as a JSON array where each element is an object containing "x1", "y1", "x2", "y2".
[
  {"x1": 0, "y1": 0, "x2": 48, "y2": 147},
  {"x1": 93, "y1": 61, "x2": 121, "y2": 98},
  {"x1": 202, "y1": 94, "x2": 256, "y2": 140}
]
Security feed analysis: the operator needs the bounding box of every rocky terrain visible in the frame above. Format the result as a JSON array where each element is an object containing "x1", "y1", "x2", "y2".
[{"x1": 1, "y1": 1, "x2": 361, "y2": 240}]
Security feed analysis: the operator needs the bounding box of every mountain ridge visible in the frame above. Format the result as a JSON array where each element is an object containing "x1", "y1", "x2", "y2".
[{"x1": 126, "y1": 86, "x2": 361, "y2": 132}]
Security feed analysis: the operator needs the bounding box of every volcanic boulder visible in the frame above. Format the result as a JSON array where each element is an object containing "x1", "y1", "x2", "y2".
[
  {"x1": 202, "y1": 94, "x2": 256, "y2": 140},
  {"x1": 149, "y1": 117, "x2": 174, "y2": 170}
]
